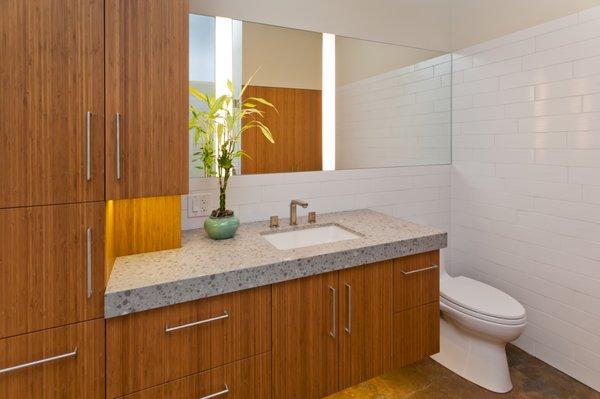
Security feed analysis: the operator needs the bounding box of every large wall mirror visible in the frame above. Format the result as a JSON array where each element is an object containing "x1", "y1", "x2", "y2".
[{"x1": 189, "y1": 12, "x2": 451, "y2": 177}]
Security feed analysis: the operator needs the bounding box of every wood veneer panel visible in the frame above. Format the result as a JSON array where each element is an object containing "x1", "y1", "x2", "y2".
[
  {"x1": 105, "y1": 0, "x2": 189, "y2": 199},
  {"x1": 106, "y1": 286, "x2": 271, "y2": 398},
  {"x1": 338, "y1": 261, "x2": 393, "y2": 389},
  {"x1": 272, "y1": 272, "x2": 338, "y2": 399},
  {"x1": 392, "y1": 302, "x2": 440, "y2": 368},
  {"x1": 241, "y1": 85, "x2": 321, "y2": 174},
  {"x1": 294, "y1": 88, "x2": 322, "y2": 172},
  {"x1": 0, "y1": 0, "x2": 105, "y2": 208},
  {"x1": 242, "y1": 86, "x2": 296, "y2": 174},
  {"x1": 0, "y1": 203, "x2": 104, "y2": 339},
  {"x1": 121, "y1": 352, "x2": 271, "y2": 399},
  {"x1": 393, "y1": 250, "x2": 440, "y2": 312},
  {"x1": 113, "y1": 196, "x2": 181, "y2": 256},
  {"x1": 0, "y1": 319, "x2": 105, "y2": 398}
]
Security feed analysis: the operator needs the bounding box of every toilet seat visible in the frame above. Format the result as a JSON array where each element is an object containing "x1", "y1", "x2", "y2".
[
  {"x1": 440, "y1": 276, "x2": 526, "y2": 325},
  {"x1": 440, "y1": 296, "x2": 527, "y2": 326}
]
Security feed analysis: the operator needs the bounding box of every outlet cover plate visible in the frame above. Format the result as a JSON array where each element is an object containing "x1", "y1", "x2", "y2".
[{"x1": 188, "y1": 193, "x2": 211, "y2": 218}]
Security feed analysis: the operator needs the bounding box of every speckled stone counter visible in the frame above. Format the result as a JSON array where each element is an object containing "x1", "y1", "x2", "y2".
[{"x1": 105, "y1": 209, "x2": 447, "y2": 318}]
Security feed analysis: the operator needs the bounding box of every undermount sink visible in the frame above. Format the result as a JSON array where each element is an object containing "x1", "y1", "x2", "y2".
[{"x1": 262, "y1": 224, "x2": 360, "y2": 250}]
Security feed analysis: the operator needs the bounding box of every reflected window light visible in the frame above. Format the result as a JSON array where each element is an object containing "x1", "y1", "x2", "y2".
[
  {"x1": 215, "y1": 17, "x2": 233, "y2": 98},
  {"x1": 322, "y1": 33, "x2": 336, "y2": 171}
]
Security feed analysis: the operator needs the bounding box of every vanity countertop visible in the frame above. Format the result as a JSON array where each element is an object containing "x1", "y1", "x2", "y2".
[{"x1": 105, "y1": 209, "x2": 447, "y2": 318}]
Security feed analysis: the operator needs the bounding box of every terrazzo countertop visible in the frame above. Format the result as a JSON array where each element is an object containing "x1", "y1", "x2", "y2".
[{"x1": 105, "y1": 209, "x2": 447, "y2": 318}]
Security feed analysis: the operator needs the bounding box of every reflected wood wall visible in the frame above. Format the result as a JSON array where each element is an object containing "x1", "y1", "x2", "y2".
[{"x1": 241, "y1": 85, "x2": 322, "y2": 174}]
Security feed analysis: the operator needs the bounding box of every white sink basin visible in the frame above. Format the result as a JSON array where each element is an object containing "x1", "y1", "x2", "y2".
[{"x1": 262, "y1": 224, "x2": 360, "y2": 250}]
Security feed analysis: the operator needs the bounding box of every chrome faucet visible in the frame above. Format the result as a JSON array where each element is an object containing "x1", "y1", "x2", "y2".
[{"x1": 290, "y1": 199, "x2": 309, "y2": 225}]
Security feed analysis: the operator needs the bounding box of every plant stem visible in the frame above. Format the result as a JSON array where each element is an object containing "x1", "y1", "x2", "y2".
[
  {"x1": 219, "y1": 167, "x2": 230, "y2": 213},
  {"x1": 219, "y1": 187, "x2": 226, "y2": 213}
]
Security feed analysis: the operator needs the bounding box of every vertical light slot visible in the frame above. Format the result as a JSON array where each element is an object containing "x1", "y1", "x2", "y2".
[
  {"x1": 215, "y1": 17, "x2": 233, "y2": 98},
  {"x1": 322, "y1": 33, "x2": 336, "y2": 171},
  {"x1": 214, "y1": 17, "x2": 233, "y2": 172}
]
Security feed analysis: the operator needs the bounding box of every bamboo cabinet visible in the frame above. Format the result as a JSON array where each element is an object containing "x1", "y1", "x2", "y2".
[{"x1": 105, "y1": 0, "x2": 189, "y2": 200}]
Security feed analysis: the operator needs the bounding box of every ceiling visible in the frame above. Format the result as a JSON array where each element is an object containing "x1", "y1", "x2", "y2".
[{"x1": 190, "y1": 0, "x2": 600, "y2": 52}]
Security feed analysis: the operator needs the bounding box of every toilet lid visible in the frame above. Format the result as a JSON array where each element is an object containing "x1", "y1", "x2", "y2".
[{"x1": 440, "y1": 276, "x2": 526, "y2": 320}]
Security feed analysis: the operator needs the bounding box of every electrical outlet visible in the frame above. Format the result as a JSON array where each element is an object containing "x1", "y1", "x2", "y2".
[{"x1": 188, "y1": 193, "x2": 211, "y2": 218}]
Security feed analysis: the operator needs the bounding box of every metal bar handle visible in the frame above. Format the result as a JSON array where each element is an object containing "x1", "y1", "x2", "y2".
[
  {"x1": 344, "y1": 283, "x2": 352, "y2": 334},
  {"x1": 165, "y1": 311, "x2": 229, "y2": 333},
  {"x1": 199, "y1": 384, "x2": 229, "y2": 399},
  {"x1": 401, "y1": 264, "x2": 439, "y2": 276},
  {"x1": 115, "y1": 113, "x2": 121, "y2": 180},
  {"x1": 0, "y1": 347, "x2": 78, "y2": 375},
  {"x1": 85, "y1": 111, "x2": 92, "y2": 181},
  {"x1": 86, "y1": 227, "x2": 93, "y2": 299},
  {"x1": 329, "y1": 286, "x2": 336, "y2": 338}
]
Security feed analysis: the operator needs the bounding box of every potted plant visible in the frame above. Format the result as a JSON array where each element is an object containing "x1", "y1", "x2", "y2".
[{"x1": 189, "y1": 75, "x2": 276, "y2": 239}]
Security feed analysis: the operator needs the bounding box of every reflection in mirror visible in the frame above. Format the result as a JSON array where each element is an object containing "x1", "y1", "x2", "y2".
[
  {"x1": 188, "y1": 13, "x2": 452, "y2": 176},
  {"x1": 189, "y1": 13, "x2": 215, "y2": 178},
  {"x1": 239, "y1": 22, "x2": 323, "y2": 175},
  {"x1": 336, "y1": 38, "x2": 452, "y2": 169}
]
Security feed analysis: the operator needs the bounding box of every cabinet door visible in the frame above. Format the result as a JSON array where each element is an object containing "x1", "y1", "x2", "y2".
[
  {"x1": 0, "y1": 319, "x2": 105, "y2": 399},
  {"x1": 105, "y1": 0, "x2": 189, "y2": 199},
  {"x1": 272, "y1": 273, "x2": 338, "y2": 399},
  {"x1": 0, "y1": 203, "x2": 105, "y2": 339},
  {"x1": 122, "y1": 353, "x2": 271, "y2": 399},
  {"x1": 338, "y1": 261, "x2": 393, "y2": 389},
  {"x1": 0, "y1": 0, "x2": 104, "y2": 208}
]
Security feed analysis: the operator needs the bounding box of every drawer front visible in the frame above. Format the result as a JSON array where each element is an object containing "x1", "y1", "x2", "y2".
[
  {"x1": 392, "y1": 302, "x2": 439, "y2": 368},
  {"x1": 121, "y1": 352, "x2": 271, "y2": 399},
  {"x1": 393, "y1": 250, "x2": 439, "y2": 312},
  {"x1": 0, "y1": 319, "x2": 105, "y2": 398},
  {"x1": 0, "y1": 203, "x2": 105, "y2": 339},
  {"x1": 107, "y1": 285, "x2": 271, "y2": 398}
]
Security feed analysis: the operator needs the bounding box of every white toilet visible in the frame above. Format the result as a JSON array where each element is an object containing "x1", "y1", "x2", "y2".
[{"x1": 431, "y1": 270, "x2": 527, "y2": 393}]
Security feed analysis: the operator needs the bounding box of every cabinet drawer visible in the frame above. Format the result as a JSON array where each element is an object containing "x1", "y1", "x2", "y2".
[
  {"x1": 121, "y1": 352, "x2": 271, "y2": 399},
  {"x1": 393, "y1": 250, "x2": 439, "y2": 312},
  {"x1": 392, "y1": 302, "x2": 439, "y2": 368},
  {"x1": 0, "y1": 319, "x2": 105, "y2": 398},
  {"x1": 107, "y1": 285, "x2": 271, "y2": 398},
  {"x1": 0, "y1": 203, "x2": 105, "y2": 339}
]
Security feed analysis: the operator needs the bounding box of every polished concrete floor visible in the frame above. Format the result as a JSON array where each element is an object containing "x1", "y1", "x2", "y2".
[{"x1": 327, "y1": 345, "x2": 600, "y2": 399}]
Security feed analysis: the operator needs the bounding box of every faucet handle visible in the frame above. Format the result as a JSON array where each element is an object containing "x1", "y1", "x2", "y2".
[
  {"x1": 308, "y1": 212, "x2": 317, "y2": 223},
  {"x1": 270, "y1": 215, "x2": 279, "y2": 228}
]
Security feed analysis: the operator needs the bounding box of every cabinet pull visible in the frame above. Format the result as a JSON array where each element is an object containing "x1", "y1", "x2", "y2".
[
  {"x1": 401, "y1": 264, "x2": 438, "y2": 275},
  {"x1": 199, "y1": 384, "x2": 229, "y2": 399},
  {"x1": 165, "y1": 311, "x2": 229, "y2": 333},
  {"x1": 86, "y1": 227, "x2": 93, "y2": 299},
  {"x1": 329, "y1": 286, "x2": 336, "y2": 338},
  {"x1": 115, "y1": 113, "x2": 122, "y2": 180},
  {"x1": 344, "y1": 283, "x2": 352, "y2": 334},
  {"x1": 0, "y1": 347, "x2": 78, "y2": 375},
  {"x1": 85, "y1": 111, "x2": 92, "y2": 181}
]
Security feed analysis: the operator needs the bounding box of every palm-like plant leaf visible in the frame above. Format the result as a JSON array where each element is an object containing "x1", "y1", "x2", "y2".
[{"x1": 188, "y1": 68, "x2": 277, "y2": 214}]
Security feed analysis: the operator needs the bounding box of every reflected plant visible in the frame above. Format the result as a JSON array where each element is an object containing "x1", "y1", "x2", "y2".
[{"x1": 189, "y1": 71, "x2": 276, "y2": 217}]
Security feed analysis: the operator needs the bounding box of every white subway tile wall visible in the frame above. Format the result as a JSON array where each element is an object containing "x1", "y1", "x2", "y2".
[
  {"x1": 335, "y1": 54, "x2": 452, "y2": 169},
  {"x1": 452, "y1": 6, "x2": 600, "y2": 391},
  {"x1": 184, "y1": 165, "x2": 450, "y2": 237}
]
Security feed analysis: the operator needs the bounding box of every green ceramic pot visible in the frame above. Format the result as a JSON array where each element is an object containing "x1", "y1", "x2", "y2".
[{"x1": 204, "y1": 215, "x2": 240, "y2": 240}]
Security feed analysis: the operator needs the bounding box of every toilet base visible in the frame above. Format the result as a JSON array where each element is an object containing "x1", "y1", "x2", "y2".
[{"x1": 431, "y1": 316, "x2": 513, "y2": 393}]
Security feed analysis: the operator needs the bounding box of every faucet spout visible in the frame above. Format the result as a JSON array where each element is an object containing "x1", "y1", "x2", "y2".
[{"x1": 290, "y1": 199, "x2": 309, "y2": 225}]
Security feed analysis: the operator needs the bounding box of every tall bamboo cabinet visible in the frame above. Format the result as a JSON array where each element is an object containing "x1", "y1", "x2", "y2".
[{"x1": 0, "y1": 0, "x2": 188, "y2": 397}]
